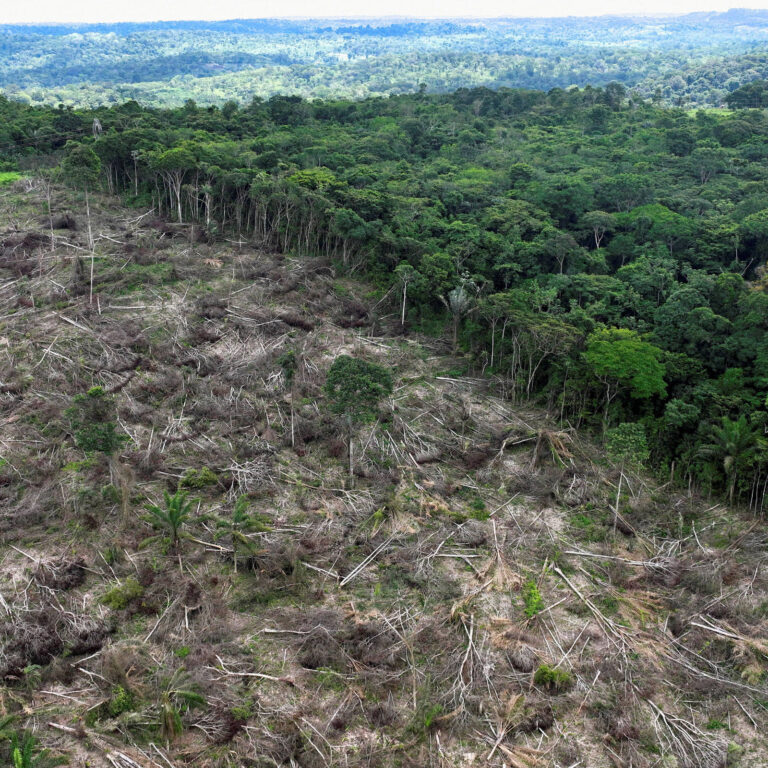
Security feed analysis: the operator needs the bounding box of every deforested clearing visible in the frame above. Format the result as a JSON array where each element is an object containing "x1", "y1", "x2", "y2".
[{"x1": 0, "y1": 179, "x2": 765, "y2": 768}]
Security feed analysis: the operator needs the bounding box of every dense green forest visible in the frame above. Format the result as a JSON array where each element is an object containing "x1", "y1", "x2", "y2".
[
  {"x1": 3, "y1": 11, "x2": 768, "y2": 107},
  {"x1": 3, "y1": 80, "x2": 768, "y2": 510}
]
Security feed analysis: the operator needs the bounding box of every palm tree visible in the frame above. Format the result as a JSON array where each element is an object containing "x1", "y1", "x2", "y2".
[
  {"x1": 143, "y1": 490, "x2": 197, "y2": 550},
  {"x1": 699, "y1": 415, "x2": 761, "y2": 505},
  {"x1": 440, "y1": 280, "x2": 477, "y2": 353},
  {"x1": 212, "y1": 496, "x2": 267, "y2": 572}
]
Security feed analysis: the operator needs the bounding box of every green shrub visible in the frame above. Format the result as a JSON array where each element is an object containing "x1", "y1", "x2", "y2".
[
  {"x1": 407, "y1": 702, "x2": 444, "y2": 736},
  {"x1": 533, "y1": 664, "x2": 573, "y2": 692},
  {"x1": 100, "y1": 577, "x2": 144, "y2": 610},
  {"x1": 0, "y1": 172, "x2": 21, "y2": 187},
  {"x1": 522, "y1": 579, "x2": 544, "y2": 618},
  {"x1": 181, "y1": 466, "x2": 219, "y2": 489},
  {"x1": 108, "y1": 685, "x2": 134, "y2": 716},
  {"x1": 66, "y1": 386, "x2": 129, "y2": 455},
  {"x1": 101, "y1": 484, "x2": 121, "y2": 504},
  {"x1": 230, "y1": 702, "x2": 252, "y2": 721},
  {"x1": 468, "y1": 496, "x2": 489, "y2": 520},
  {"x1": 9, "y1": 733, "x2": 65, "y2": 768}
]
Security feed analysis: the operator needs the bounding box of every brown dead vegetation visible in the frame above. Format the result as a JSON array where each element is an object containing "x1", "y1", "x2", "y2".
[{"x1": 0, "y1": 183, "x2": 764, "y2": 768}]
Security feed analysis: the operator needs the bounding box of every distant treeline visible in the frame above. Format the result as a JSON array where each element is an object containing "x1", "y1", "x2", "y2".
[{"x1": 2, "y1": 13, "x2": 768, "y2": 107}]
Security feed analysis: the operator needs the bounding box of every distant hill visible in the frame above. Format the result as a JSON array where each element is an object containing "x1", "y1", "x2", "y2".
[{"x1": 1, "y1": 12, "x2": 768, "y2": 107}]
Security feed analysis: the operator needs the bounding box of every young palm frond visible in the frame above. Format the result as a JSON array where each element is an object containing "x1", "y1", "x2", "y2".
[
  {"x1": 143, "y1": 489, "x2": 198, "y2": 549},
  {"x1": 0, "y1": 715, "x2": 17, "y2": 743},
  {"x1": 158, "y1": 668, "x2": 206, "y2": 747},
  {"x1": 212, "y1": 496, "x2": 268, "y2": 571},
  {"x1": 10, "y1": 733, "x2": 67, "y2": 768}
]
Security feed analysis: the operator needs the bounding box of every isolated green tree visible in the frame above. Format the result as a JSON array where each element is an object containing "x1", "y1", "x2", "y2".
[
  {"x1": 584, "y1": 328, "x2": 666, "y2": 428},
  {"x1": 143, "y1": 490, "x2": 197, "y2": 550},
  {"x1": 324, "y1": 355, "x2": 393, "y2": 478},
  {"x1": 61, "y1": 141, "x2": 101, "y2": 300},
  {"x1": 394, "y1": 263, "x2": 421, "y2": 328}
]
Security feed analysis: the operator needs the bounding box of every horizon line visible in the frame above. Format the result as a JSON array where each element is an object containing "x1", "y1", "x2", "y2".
[{"x1": 2, "y1": 8, "x2": 766, "y2": 25}]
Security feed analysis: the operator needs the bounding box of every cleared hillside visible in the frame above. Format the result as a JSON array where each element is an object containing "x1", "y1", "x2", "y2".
[{"x1": 0, "y1": 179, "x2": 766, "y2": 768}]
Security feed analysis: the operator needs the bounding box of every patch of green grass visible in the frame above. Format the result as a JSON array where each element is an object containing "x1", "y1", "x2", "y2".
[
  {"x1": 101, "y1": 484, "x2": 121, "y2": 504},
  {"x1": 114, "y1": 261, "x2": 179, "y2": 294},
  {"x1": 61, "y1": 458, "x2": 96, "y2": 473},
  {"x1": 449, "y1": 489, "x2": 490, "y2": 521},
  {"x1": 533, "y1": 664, "x2": 573, "y2": 692},
  {"x1": 100, "y1": 577, "x2": 144, "y2": 610},
  {"x1": 570, "y1": 507, "x2": 609, "y2": 543},
  {"x1": 314, "y1": 668, "x2": 347, "y2": 692},
  {"x1": 598, "y1": 595, "x2": 620, "y2": 615},
  {"x1": 231, "y1": 564, "x2": 310, "y2": 610},
  {"x1": 0, "y1": 172, "x2": 21, "y2": 186},
  {"x1": 435, "y1": 366, "x2": 467, "y2": 378},
  {"x1": 333, "y1": 282, "x2": 352, "y2": 298}
]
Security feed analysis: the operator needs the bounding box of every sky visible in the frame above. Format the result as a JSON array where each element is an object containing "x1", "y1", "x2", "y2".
[{"x1": 1, "y1": 0, "x2": 765, "y2": 24}]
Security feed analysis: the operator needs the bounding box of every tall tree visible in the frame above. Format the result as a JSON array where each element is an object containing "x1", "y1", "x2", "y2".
[
  {"x1": 324, "y1": 355, "x2": 393, "y2": 479},
  {"x1": 150, "y1": 146, "x2": 197, "y2": 223},
  {"x1": 584, "y1": 328, "x2": 666, "y2": 429},
  {"x1": 61, "y1": 141, "x2": 101, "y2": 301}
]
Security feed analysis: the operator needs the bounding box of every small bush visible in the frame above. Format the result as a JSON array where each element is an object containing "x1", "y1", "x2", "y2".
[
  {"x1": 67, "y1": 386, "x2": 129, "y2": 455},
  {"x1": 0, "y1": 171, "x2": 21, "y2": 186},
  {"x1": 101, "y1": 484, "x2": 121, "y2": 504},
  {"x1": 407, "y1": 702, "x2": 444, "y2": 736},
  {"x1": 533, "y1": 664, "x2": 573, "y2": 692},
  {"x1": 230, "y1": 701, "x2": 253, "y2": 721},
  {"x1": 468, "y1": 496, "x2": 489, "y2": 520},
  {"x1": 100, "y1": 577, "x2": 144, "y2": 610},
  {"x1": 522, "y1": 579, "x2": 544, "y2": 618},
  {"x1": 181, "y1": 466, "x2": 219, "y2": 489},
  {"x1": 108, "y1": 685, "x2": 134, "y2": 716}
]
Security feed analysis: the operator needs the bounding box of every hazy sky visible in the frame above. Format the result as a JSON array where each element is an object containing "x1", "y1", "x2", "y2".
[{"x1": 2, "y1": 1, "x2": 765, "y2": 24}]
